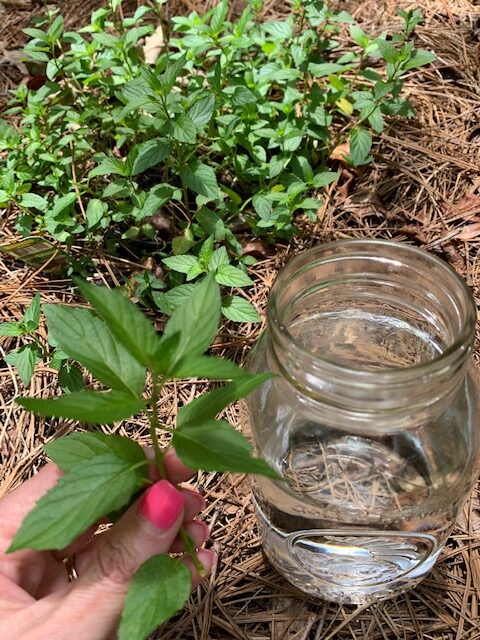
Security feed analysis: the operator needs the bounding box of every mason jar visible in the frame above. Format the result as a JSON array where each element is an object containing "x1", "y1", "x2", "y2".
[{"x1": 244, "y1": 239, "x2": 480, "y2": 604}]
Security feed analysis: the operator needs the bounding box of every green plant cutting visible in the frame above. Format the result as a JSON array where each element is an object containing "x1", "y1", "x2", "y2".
[
  {"x1": 6, "y1": 274, "x2": 278, "y2": 639},
  {"x1": 0, "y1": 0, "x2": 435, "y2": 321}
]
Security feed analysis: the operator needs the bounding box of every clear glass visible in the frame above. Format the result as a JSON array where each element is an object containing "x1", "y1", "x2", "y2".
[{"x1": 244, "y1": 240, "x2": 480, "y2": 604}]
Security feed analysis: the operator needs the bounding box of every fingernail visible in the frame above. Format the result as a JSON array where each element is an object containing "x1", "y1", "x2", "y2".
[{"x1": 139, "y1": 480, "x2": 185, "y2": 530}]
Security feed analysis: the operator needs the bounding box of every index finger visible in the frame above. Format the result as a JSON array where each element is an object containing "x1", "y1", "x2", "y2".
[{"x1": 0, "y1": 463, "x2": 62, "y2": 552}]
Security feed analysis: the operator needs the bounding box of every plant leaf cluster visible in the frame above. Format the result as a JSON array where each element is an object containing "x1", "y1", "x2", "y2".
[
  {"x1": 7, "y1": 274, "x2": 277, "y2": 639},
  {"x1": 0, "y1": 1, "x2": 434, "y2": 322}
]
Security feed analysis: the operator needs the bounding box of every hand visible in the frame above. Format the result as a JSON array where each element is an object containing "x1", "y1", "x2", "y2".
[{"x1": 0, "y1": 449, "x2": 215, "y2": 640}]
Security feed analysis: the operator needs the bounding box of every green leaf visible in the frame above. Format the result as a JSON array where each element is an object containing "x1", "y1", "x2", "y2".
[
  {"x1": 5, "y1": 344, "x2": 41, "y2": 386},
  {"x1": 0, "y1": 322, "x2": 25, "y2": 337},
  {"x1": 51, "y1": 193, "x2": 77, "y2": 219},
  {"x1": 152, "y1": 284, "x2": 196, "y2": 315},
  {"x1": 312, "y1": 171, "x2": 339, "y2": 189},
  {"x1": 173, "y1": 419, "x2": 279, "y2": 478},
  {"x1": 160, "y1": 53, "x2": 187, "y2": 93},
  {"x1": 198, "y1": 235, "x2": 214, "y2": 268},
  {"x1": 58, "y1": 363, "x2": 84, "y2": 394},
  {"x1": 162, "y1": 255, "x2": 199, "y2": 274},
  {"x1": 47, "y1": 15, "x2": 64, "y2": 41},
  {"x1": 45, "y1": 432, "x2": 146, "y2": 472},
  {"x1": 89, "y1": 157, "x2": 127, "y2": 178},
  {"x1": 172, "y1": 113, "x2": 197, "y2": 144},
  {"x1": 118, "y1": 555, "x2": 191, "y2": 640},
  {"x1": 349, "y1": 127, "x2": 372, "y2": 166},
  {"x1": 160, "y1": 273, "x2": 221, "y2": 367},
  {"x1": 177, "y1": 373, "x2": 272, "y2": 427},
  {"x1": 188, "y1": 94, "x2": 215, "y2": 129},
  {"x1": 22, "y1": 27, "x2": 48, "y2": 40},
  {"x1": 402, "y1": 49, "x2": 436, "y2": 71},
  {"x1": 86, "y1": 198, "x2": 107, "y2": 229},
  {"x1": 44, "y1": 305, "x2": 145, "y2": 397},
  {"x1": 376, "y1": 40, "x2": 398, "y2": 64},
  {"x1": 170, "y1": 354, "x2": 249, "y2": 381},
  {"x1": 215, "y1": 264, "x2": 253, "y2": 287},
  {"x1": 18, "y1": 390, "x2": 145, "y2": 424},
  {"x1": 367, "y1": 107, "x2": 384, "y2": 133},
  {"x1": 263, "y1": 19, "x2": 293, "y2": 40},
  {"x1": 46, "y1": 59, "x2": 61, "y2": 81},
  {"x1": 23, "y1": 293, "x2": 41, "y2": 331},
  {"x1": 92, "y1": 32, "x2": 119, "y2": 47},
  {"x1": 231, "y1": 87, "x2": 256, "y2": 106},
  {"x1": 209, "y1": 246, "x2": 230, "y2": 271},
  {"x1": 309, "y1": 62, "x2": 346, "y2": 77},
  {"x1": 8, "y1": 454, "x2": 146, "y2": 552},
  {"x1": 210, "y1": 0, "x2": 228, "y2": 33},
  {"x1": 21, "y1": 193, "x2": 48, "y2": 211},
  {"x1": 221, "y1": 296, "x2": 260, "y2": 323},
  {"x1": 180, "y1": 161, "x2": 220, "y2": 200},
  {"x1": 130, "y1": 139, "x2": 171, "y2": 175},
  {"x1": 77, "y1": 281, "x2": 159, "y2": 369}
]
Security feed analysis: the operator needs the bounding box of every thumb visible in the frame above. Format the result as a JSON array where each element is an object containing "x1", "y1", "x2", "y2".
[
  {"x1": 78, "y1": 479, "x2": 185, "y2": 585},
  {"x1": 57, "y1": 480, "x2": 185, "y2": 640}
]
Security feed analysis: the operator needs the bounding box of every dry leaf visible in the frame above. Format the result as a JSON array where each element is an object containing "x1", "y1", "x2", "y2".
[
  {"x1": 143, "y1": 25, "x2": 165, "y2": 65},
  {"x1": 330, "y1": 141, "x2": 350, "y2": 164},
  {"x1": 442, "y1": 192, "x2": 480, "y2": 220},
  {"x1": 241, "y1": 239, "x2": 272, "y2": 259},
  {"x1": 455, "y1": 222, "x2": 480, "y2": 241}
]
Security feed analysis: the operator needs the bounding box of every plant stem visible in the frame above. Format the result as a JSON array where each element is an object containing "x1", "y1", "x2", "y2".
[{"x1": 149, "y1": 375, "x2": 167, "y2": 478}]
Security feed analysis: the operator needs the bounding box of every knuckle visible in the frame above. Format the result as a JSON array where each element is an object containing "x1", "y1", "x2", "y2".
[{"x1": 95, "y1": 538, "x2": 138, "y2": 586}]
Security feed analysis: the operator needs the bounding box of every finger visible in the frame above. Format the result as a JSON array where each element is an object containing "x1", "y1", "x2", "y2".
[
  {"x1": 42, "y1": 480, "x2": 186, "y2": 640},
  {"x1": 183, "y1": 549, "x2": 217, "y2": 589},
  {"x1": 147, "y1": 448, "x2": 196, "y2": 484},
  {"x1": 0, "y1": 464, "x2": 62, "y2": 552},
  {"x1": 168, "y1": 520, "x2": 210, "y2": 554},
  {"x1": 183, "y1": 488, "x2": 206, "y2": 521}
]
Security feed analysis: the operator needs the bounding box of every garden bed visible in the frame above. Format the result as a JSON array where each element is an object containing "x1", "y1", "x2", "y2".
[{"x1": 2, "y1": 0, "x2": 480, "y2": 638}]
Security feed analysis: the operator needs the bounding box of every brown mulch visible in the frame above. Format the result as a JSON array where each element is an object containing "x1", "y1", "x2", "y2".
[{"x1": 2, "y1": 1, "x2": 480, "y2": 638}]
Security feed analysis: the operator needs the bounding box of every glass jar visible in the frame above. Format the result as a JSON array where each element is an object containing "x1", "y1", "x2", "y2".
[{"x1": 244, "y1": 239, "x2": 480, "y2": 604}]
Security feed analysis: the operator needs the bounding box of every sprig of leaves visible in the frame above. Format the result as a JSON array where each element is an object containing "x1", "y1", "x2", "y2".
[{"x1": 8, "y1": 273, "x2": 277, "y2": 639}]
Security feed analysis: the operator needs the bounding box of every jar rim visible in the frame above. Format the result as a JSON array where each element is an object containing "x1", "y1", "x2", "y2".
[{"x1": 267, "y1": 239, "x2": 476, "y2": 383}]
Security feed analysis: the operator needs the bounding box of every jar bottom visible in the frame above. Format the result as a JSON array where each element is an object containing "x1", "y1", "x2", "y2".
[{"x1": 254, "y1": 497, "x2": 441, "y2": 605}]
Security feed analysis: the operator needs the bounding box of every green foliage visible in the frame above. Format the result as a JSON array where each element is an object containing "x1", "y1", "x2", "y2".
[
  {"x1": 9, "y1": 275, "x2": 277, "y2": 639},
  {"x1": 0, "y1": 293, "x2": 83, "y2": 389},
  {"x1": 118, "y1": 555, "x2": 192, "y2": 640},
  {"x1": 0, "y1": 0, "x2": 435, "y2": 321}
]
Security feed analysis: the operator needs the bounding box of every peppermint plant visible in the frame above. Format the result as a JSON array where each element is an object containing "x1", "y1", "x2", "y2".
[{"x1": 7, "y1": 274, "x2": 277, "y2": 639}]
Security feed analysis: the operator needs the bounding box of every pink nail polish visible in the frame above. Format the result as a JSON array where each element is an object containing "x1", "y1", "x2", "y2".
[{"x1": 139, "y1": 480, "x2": 185, "y2": 530}]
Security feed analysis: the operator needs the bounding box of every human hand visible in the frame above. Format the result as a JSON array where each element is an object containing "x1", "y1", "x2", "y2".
[{"x1": 0, "y1": 449, "x2": 215, "y2": 640}]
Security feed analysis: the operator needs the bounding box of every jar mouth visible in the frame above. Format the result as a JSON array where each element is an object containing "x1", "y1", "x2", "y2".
[{"x1": 268, "y1": 240, "x2": 476, "y2": 386}]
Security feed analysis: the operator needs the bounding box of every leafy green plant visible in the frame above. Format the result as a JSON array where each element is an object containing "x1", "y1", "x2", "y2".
[
  {"x1": 0, "y1": 0, "x2": 435, "y2": 313},
  {"x1": 0, "y1": 294, "x2": 84, "y2": 390},
  {"x1": 7, "y1": 273, "x2": 277, "y2": 639}
]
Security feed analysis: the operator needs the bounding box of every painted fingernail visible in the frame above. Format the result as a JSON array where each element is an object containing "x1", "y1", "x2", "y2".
[{"x1": 139, "y1": 480, "x2": 185, "y2": 530}]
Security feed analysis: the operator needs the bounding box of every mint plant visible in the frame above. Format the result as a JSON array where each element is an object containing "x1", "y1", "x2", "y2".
[
  {"x1": 0, "y1": 1, "x2": 435, "y2": 310},
  {"x1": 7, "y1": 273, "x2": 277, "y2": 639},
  {"x1": 0, "y1": 294, "x2": 84, "y2": 390}
]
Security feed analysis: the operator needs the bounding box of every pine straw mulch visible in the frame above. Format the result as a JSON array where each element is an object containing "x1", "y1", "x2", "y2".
[{"x1": 2, "y1": 0, "x2": 480, "y2": 638}]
